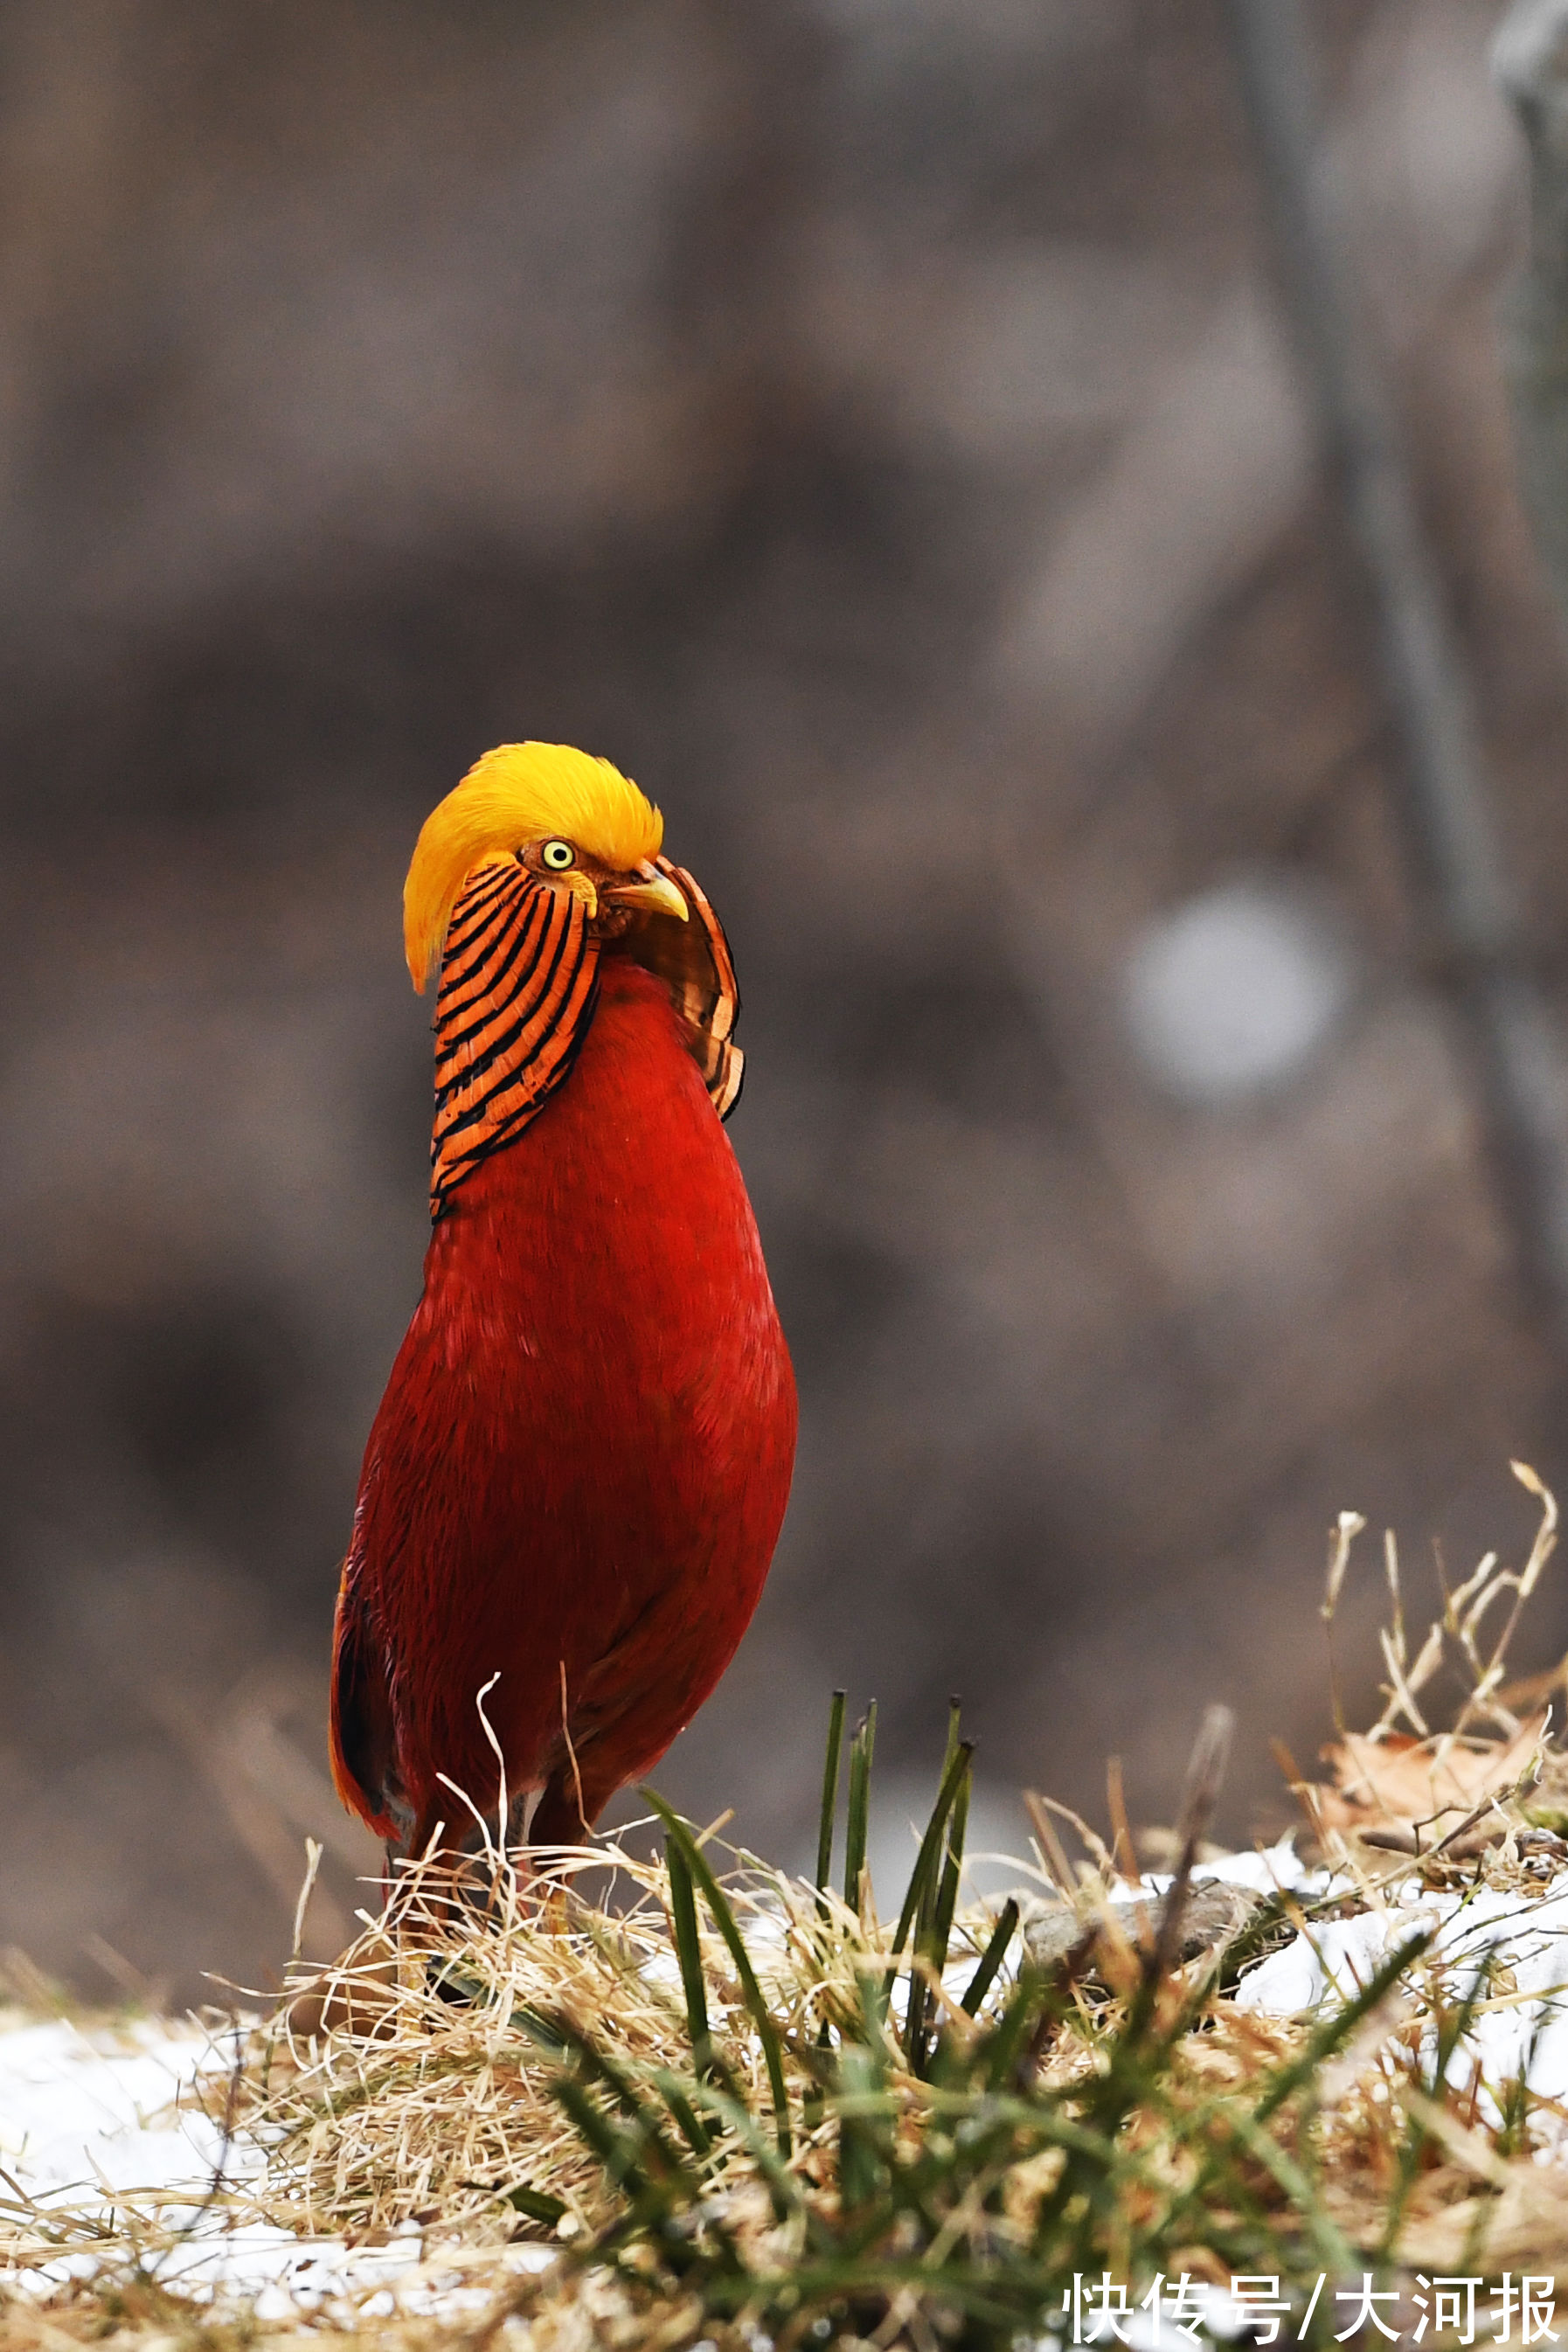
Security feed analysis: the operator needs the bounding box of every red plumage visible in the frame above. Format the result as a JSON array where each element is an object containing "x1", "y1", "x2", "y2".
[{"x1": 330, "y1": 952, "x2": 796, "y2": 1856}]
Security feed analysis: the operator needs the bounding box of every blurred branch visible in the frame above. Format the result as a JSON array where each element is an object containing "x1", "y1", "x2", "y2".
[
  {"x1": 1495, "y1": 0, "x2": 1568, "y2": 631},
  {"x1": 1225, "y1": 0, "x2": 1568, "y2": 1355},
  {"x1": 994, "y1": 7, "x2": 1511, "y2": 767}
]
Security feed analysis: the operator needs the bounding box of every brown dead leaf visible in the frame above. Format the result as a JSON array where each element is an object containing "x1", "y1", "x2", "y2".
[{"x1": 1315, "y1": 1714, "x2": 1548, "y2": 1836}]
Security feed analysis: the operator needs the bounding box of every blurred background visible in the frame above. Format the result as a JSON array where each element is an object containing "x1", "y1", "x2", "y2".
[{"x1": 3, "y1": 0, "x2": 1567, "y2": 1999}]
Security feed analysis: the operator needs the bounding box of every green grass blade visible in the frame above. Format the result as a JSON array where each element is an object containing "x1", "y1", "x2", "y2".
[
  {"x1": 843, "y1": 1703, "x2": 876, "y2": 1912},
  {"x1": 960, "y1": 1898, "x2": 1018, "y2": 2015},
  {"x1": 862, "y1": 1963, "x2": 890, "y2": 2047},
  {"x1": 815, "y1": 1689, "x2": 847, "y2": 1895},
  {"x1": 980, "y1": 1964, "x2": 1051, "y2": 2091},
  {"x1": 555, "y1": 2027, "x2": 704, "y2": 2196},
  {"x1": 552, "y1": 2078, "x2": 639, "y2": 2189},
  {"x1": 835, "y1": 2040, "x2": 896, "y2": 2214},
  {"x1": 502, "y1": 2182, "x2": 567, "y2": 2225},
  {"x1": 1217, "y1": 2106, "x2": 1363, "y2": 2283},
  {"x1": 892, "y1": 1739, "x2": 975, "y2": 1955},
  {"x1": 663, "y1": 1831, "x2": 712, "y2": 2077},
  {"x1": 929, "y1": 1755, "x2": 971, "y2": 1973},
  {"x1": 642, "y1": 1790, "x2": 794, "y2": 2157},
  {"x1": 902, "y1": 1973, "x2": 930, "y2": 2075},
  {"x1": 907, "y1": 1749, "x2": 970, "y2": 2075},
  {"x1": 1210, "y1": 1891, "x2": 1293, "y2": 1988},
  {"x1": 510, "y1": 2005, "x2": 571, "y2": 2055},
  {"x1": 669, "y1": 2073, "x2": 812, "y2": 2227},
  {"x1": 1252, "y1": 1928, "x2": 1433, "y2": 2126},
  {"x1": 656, "y1": 2082, "x2": 713, "y2": 2165},
  {"x1": 1377, "y1": 1953, "x2": 1495, "y2": 2257}
]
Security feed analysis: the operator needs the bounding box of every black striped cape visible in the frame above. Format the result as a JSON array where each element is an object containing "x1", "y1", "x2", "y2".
[{"x1": 427, "y1": 854, "x2": 742, "y2": 1218}]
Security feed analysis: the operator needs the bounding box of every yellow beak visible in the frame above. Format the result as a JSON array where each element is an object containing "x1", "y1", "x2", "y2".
[{"x1": 602, "y1": 868, "x2": 689, "y2": 922}]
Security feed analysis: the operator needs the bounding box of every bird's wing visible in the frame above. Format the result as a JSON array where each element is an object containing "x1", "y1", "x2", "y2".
[
  {"x1": 621, "y1": 855, "x2": 745, "y2": 1117},
  {"x1": 330, "y1": 1571, "x2": 403, "y2": 1841}
]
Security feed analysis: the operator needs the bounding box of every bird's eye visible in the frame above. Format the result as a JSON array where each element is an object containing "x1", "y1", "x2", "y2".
[{"x1": 541, "y1": 839, "x2": 575, "y2": 871}]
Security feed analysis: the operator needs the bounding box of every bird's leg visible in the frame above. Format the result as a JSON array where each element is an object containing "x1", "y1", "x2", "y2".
[
  {"x1": 502, "y1": 1787, "x2": 531, "y2": 1872},
  {"x1": 526, "y1": 1763, "x2": 610, "y2": 1936},
  {"x1": 526, "y1": 1771, "x2": 598, "y2": 1849},
  {"x1": 377, "y1": 1830, "x2": 461, "y2": 1997},
  {"x1": 330, "y1": 1780, "x2": 600, "y2": 2018}
]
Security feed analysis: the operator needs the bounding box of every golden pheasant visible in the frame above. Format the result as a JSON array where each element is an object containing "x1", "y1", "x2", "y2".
[{"x1": 330, "y1": 742, "x2": 796, "y2": 1861}]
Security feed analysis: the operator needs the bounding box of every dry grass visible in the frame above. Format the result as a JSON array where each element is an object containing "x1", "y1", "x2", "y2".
[{"x1": 9, "y1": 1473, "x2": 1568, "y2": 2346}]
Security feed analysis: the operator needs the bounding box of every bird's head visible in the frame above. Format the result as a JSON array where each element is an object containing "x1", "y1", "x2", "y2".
[{"x1": 403, "y1": 740, "x2": 688, "y2": 993}]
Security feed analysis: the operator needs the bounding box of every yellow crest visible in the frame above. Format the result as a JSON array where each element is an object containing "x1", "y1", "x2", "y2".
[{"x1": 403, "y1": 742, "x2": 663, "y2": 992}]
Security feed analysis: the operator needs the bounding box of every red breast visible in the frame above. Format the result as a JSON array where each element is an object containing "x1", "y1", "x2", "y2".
[{"x1": 334, "y1": 955, "x2": 795, "y2": 1846}]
